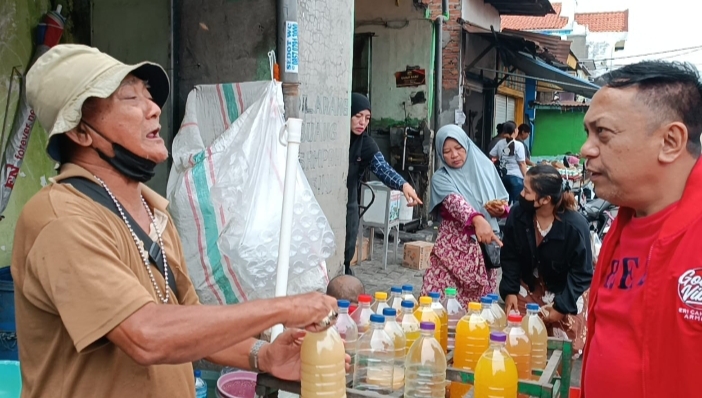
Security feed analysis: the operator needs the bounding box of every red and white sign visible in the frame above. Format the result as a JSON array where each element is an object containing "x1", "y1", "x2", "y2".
[{"x1": 678, "y1": 268, "x2": 702, "y2": 310}]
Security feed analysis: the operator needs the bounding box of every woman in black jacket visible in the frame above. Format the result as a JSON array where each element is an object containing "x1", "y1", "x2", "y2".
[{"x1": 500, "y1": 164, "x2": 593, "y2": 354}]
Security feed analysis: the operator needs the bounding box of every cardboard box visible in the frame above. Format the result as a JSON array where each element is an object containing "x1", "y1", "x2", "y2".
[
  {"x1": 403, "y1": 241, "x2": 434, "y2": 270},
  {"x1": 351, "y1": 237, "x2": 370, "y2": 266}
]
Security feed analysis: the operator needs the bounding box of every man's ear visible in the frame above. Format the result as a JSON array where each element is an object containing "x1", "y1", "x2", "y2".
[
  {"x1": 64, "y1": 123, "x2": 93, "y2": 148},
  {"x1": 659, "y1": 121, "x2": 688, "y2": 164}
]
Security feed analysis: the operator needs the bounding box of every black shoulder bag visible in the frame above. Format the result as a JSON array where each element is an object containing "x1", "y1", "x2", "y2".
[{"x1": 61, "y1": 177, "x2": 179, "y2": 297}]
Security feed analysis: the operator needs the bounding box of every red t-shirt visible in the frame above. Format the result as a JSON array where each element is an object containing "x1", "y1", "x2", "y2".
[{"x1": 584, "y1": 203, "x2": 678, "y2": 397}]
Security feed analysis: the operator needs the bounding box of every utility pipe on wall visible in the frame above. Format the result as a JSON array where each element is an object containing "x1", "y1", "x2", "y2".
[{"x1": 272, "y1": 0, "x2": 302, "y2": 341}]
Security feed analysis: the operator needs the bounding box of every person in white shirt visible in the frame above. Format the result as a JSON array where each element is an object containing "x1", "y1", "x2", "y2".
[{"x1": 489, "y1": 121, "x2": 528, "y2": 203}]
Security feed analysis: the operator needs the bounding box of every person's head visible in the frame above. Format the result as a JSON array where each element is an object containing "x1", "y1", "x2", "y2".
[
  {"x1": 26, "y1": 44, "x2": 170, "y2": 183},
  {"x1": 517, "y1": 123, "x2": 532, "y2": 141},
  {"x1": 496, "y1": 123, "x2": 504, "y2": 136},
  {"x1": 520, "y1": 164, "x2": 577, "y2": 216},
  {"x1": 436, "y1": 125, "x2": 469, "y2": 169},
  {"x1": 326, "y1": 275, "x2": 365, "y2": 306},
  {"x1": 350, "y1": 93, "x2": 371, "y2": 136},
  {"x1": 582, "y1": 61, "x2": 702, "y2": 210},
  {"x1": 502, "y1": 121, "x2": 518, "y2": 139}
]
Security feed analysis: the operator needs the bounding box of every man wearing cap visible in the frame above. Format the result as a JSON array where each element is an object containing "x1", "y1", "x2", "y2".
[{"x1": 11, "y1": 44, "x2": 341, "y2": 398}]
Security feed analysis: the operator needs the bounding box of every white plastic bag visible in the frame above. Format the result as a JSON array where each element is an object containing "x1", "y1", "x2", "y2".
[
  {"x1": 590, "y1": 231, "x2": 602, "y2": 268},
  {"x1": 167, "y1": 81, "x2": 334, "y2": 304}
]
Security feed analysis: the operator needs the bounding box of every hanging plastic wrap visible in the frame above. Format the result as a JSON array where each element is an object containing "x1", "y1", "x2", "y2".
[{"x1": 167, "y1": 80, "x2": 334, "y2": 304}]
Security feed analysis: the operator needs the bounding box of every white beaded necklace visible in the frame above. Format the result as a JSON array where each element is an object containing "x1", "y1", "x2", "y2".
[
  {"x1": 536, "y1": 218, "x2": 553, "y2": 237},
  {"x1": 95, "y1": 176, "x2": 170, "y2": 304}
]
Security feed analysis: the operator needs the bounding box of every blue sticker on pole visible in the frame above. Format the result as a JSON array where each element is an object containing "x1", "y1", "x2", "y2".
[{"x1": 285, "y1": 21, "x2": 299, "y2": 73}]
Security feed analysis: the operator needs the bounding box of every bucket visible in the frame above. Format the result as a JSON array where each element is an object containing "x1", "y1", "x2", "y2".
[
  {"x1": 399, "y1": 196, "x2": 414, "y2": 221},
  {"x1": 216, "y1": 371, "x2": 257, "y2": 398},
  {"x1": 0, "y1": 360, "x2": 21, "y2": 398},
  {"x1": 0, "y1": 268, "x2": 17, "y2": 361}
]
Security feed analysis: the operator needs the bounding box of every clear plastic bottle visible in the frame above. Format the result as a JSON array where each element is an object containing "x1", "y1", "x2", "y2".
[
  {"x1": 404, "y1": 322, "x2": 447, "y2": 398},
  {"x1": 441, "y1": 287, "x2": 465, "y2": 351},
  {"x1": 372, "y1": 291, "x2": 390, "y2": 314},
  {"x1": 474, "y1": 331, "x2": 518, "y2": 398},
  {"x1": 428, "y1": 292, "x2": 449, "y2": 353},
  {"x1": 480, "y1": 296, "x2": 498, "y2": 331},
  {"x1": 390, "y1": 286, "x2": 404, "y2": 314},
  {"x1": 487, "y1": 293, "x2": 507, "y2": 330},
  {"x1": 398, "y1": 300, "x2": 421, "y2": 354},
  {"x1": 194, "y1": 370, "x2": 207, "y2": 398},
  {"x1": 335, "y1": 299, "x2": 359, "y2": 374},
  {"x1": 352, "y1": 294, "x2": 375, "y2": 335},
  {"x1": 521, "y1": 303, "x2": 548, "y2": 375},
  {"x1": 382, "y1": 308, "x2": 407, "y2": 391},
  {"x1": 301, "y1": 327, "x2": 347, "y2": 398},
  {"x1": 352, "y1": 314, "x2": 395, "y2": 395},
  {"x1": 451, "y1": 302, "x2": 490, "y2": 398},
  {"x1": 413, "y1": 297, "x2": 442, "y2": 344},
  {"x1": 402, "y1": 284, "x2": 419, "y2": 310},
  {"x1": 504, "y1": 314, "x2": 532, "y2": 382}
]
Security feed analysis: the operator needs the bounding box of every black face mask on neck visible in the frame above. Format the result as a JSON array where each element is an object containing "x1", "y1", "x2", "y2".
[{"x1": 82, "y1": 120, "x2": 158, "y2": 183}]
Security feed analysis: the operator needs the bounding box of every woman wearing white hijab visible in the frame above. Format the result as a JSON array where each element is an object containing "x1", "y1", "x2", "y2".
[{"x1": 421, "y1": 125, "x2": 509, "y2": 307}]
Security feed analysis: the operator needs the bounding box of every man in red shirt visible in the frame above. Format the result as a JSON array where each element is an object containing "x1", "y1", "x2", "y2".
[{"x1": 581, "y1": 60, "x2": 702, "y2": 397}]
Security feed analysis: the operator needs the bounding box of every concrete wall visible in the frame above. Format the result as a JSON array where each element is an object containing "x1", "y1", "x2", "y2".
[
  {"x1": 297, "y1": 0, "x2": 354, "y2": 277},
  {"x1": 461, "y1": 0, "x2": 500, "y2": 30},
  {"x1": 92, "y1": 0, "x2": 172, "y2": 195},
  {"x1": 532, "y1": 109, "x2": 587, "y2": 156},
  {"x1": 0, "y1": 0, "x2": 62, "y2": 267},
  {"x1": 355, "y1": 0, "x2": 432, "y2": 128}
]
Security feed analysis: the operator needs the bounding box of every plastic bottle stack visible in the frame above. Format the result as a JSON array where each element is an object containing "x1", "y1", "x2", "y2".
[
  {"x1": 480, "y1": 296, "x2": 498, "y2": 331},
  {"x1": 390, "y1": 286, "x2": 404, "y2": 314},
  {"x1": 428, "y1": 291, "x2": 449, "y2": 353},
  {"x1": 335, "y1": 299, "x2": 359, "y2": 374},
  {"x1": 414, "y1": 297, "x2": 443, "y2": 345},
  {"x1": 352, "y1": 294, "x2": 375, "y2": 335},
  {"x1": 404, "y1": 322, "x2": 447, "y2": 398},
  {"x1": 398, "y1": 300, "x2": 421, "y2": 354},
  {"x1": 372, "y1": 292, "x2": 390, "y2": 314},
  {"x1": 487, "y1": 293, "x2": 507, "y2": 330},
  {"x1": 300, "y1": 327, "x2": 348, "y2": 398},
  {"x1": 451, "y1": 302, "x2": 490, "y2": 398},
  {"x1": 474, "y1": 331, "x2": 519, "y2": 398},
  {"x1": 352, "y1": 314, "x2": 396, "y2": 395},
  {"x1": 402, "y1": 284, "x2": 419, "y2": 310},
  {"x1": 382, "y1": 308, "x2": 407, "y2": 391},
  {"x1": 441, "y1": 287, "x2": 465, "y2": 351},
  {"x1": 504, "y1": 314, "x2": 532, "y2": 383},
  {"x1": 522, "y1": 303, "x2": 548, "y2": 375}
]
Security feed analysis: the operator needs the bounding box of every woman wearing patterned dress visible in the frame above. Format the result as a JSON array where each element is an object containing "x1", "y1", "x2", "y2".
[{"x1": 421, "y1": 125, "x2": 509, "y2": 307}]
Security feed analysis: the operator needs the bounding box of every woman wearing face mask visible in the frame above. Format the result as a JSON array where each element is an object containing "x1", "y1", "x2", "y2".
[
  {"x1": 422, "y1": 125, "x2": 508, "y2": 307},
  {"x1": 500, "y1": 164, "x2": 593, "y2": 355},
  {"x1": 344, "y1": 93, "x2": 422, "y2": 275},
  {"x1": 489, "y1": 121, "x2": 528, "y2": 204}
]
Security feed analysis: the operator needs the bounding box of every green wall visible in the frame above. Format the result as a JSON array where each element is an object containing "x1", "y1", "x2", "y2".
[
  {"x1": 0, "y1": 1, "x2": 68, "y2": 268},
  {"x1": 532, "y1": 109, "x2": 587, "y2": 157}
]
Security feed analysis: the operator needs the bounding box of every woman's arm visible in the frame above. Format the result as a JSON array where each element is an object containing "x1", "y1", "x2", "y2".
[
  {"x1": 516, "y1": 143, "x2": 528, "y2": 177},
  {"x1": 553, "y1": 229, "x2": 594, "y2": 315},
  {"x1": 369, "y1": 152, "x2": 407, "y2": 190},
  {"x1": 442, "y1": 193, "x2": 482, "y2": 231}
]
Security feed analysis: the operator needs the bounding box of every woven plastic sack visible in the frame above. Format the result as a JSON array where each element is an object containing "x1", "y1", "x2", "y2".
[{"x1": 167, "y1": 80, "x2": 333, "y2": 304}]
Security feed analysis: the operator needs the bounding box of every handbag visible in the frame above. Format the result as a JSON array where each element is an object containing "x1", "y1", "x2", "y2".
[{"x1": 480, "y1": 230, "x2": 503, "y2": 270}]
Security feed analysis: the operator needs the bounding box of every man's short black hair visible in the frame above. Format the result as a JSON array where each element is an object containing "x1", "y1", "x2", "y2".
[
  {"x1": 518, "y1": 123, "x2": 532, "y2": 134},
  {"x1": 597, "y1": 60, "x2": 702, "y2": 156}
]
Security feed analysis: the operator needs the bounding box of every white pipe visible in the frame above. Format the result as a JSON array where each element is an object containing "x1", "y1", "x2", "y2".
[{"x1": 271, "y1": 117, "x2": 303, "y2": 341}]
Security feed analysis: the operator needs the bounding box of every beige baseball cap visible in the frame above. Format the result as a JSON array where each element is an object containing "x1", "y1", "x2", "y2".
[{"x1": 25, "y1": 44, "x2": 170, "y2": 162}]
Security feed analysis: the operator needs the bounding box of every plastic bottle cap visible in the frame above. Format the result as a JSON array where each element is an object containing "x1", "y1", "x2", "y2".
[
  {"x1": 420, "y1": 322, "x2": 436, "y2": 331},
  {"x1": 429, "y1": 291, "x2": 441, "y2": 299},
  {"x1": 480, "y1": 296, "x2": 493, "y2": 304},
  {"x1": 468, "y1": 302, "x2": 482, "y2": 311},
  {"x1": 445, "y1": 287, "x2": 457, "y2": 295},
  {"x1": 358, "y1": 294, "x2": 372, "y2": 303},
  {"x1": 490, "y1": 331, "x2": 507, "y2": 343},
  {"x1": 194, "y1": 370, "x2": 202, "y2": 378},
  {"x1": 402, "y1": 284, "x2": 414, "y2": 291},
  {"x1": 418, "y1": 296, "x2": 432, "y2": 305},
  {"x1": 401, "y1": 300, "x2": 415, "y2": 308},
  {"x1": 508, "y1": 314, "x2": 523, "y2": 323},
  {"x1": 526, "y1": 303, "x2": 540, "y2": 311},
  {"x1": 488, "y1": 293, "x2": 499, "y2": 301},
  {"x1": 337, "y1": 299, "x2": 350, "y2": 308},
  {"x1": 391, "y1": 286, "x2": 402, "y2": 293},
  {"x1": 370, "y1": 314, "x2": 385, "y2": 323},
  {"x1": 383, "y1": 308, "x2": 397, "y2": 317},
  {"x1": 375, "y1": 292, "x2": 388, "y2": 300}
]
